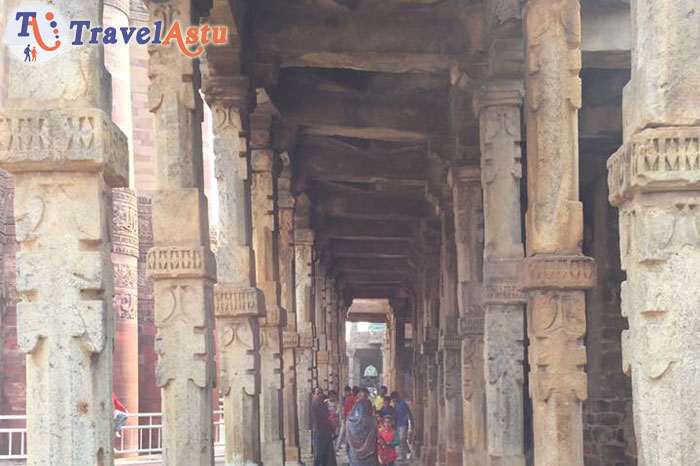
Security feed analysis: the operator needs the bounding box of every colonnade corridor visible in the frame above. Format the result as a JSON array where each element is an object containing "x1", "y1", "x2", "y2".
[{"x1": 1, "y1": 0, "x2": 699, "y2": 465}]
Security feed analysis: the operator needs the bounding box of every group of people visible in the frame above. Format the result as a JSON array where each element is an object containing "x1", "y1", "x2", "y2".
[{"x1": 312, "y1": 385, "x2": 413, "y2": 466}]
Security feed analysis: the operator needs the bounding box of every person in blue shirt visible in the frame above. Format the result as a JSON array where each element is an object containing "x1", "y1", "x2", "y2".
[{"x1": 390, "y1": 391, "x2": 413, "y2": 460}]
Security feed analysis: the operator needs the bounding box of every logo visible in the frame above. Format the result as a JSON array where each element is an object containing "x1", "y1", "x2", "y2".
[
  {"x1": 4, "y1": 2, "x2": 228, "y2": 64},
  {"x1": 4, "y1": 3, "x2": 65, "y2": 63}
]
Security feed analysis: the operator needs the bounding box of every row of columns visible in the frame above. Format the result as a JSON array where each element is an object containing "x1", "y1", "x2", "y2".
[{"x1": 3, "y1": 0, "x2": 700, "y2": 465}]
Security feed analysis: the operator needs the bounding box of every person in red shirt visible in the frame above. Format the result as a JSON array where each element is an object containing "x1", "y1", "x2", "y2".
[
  {"x1": 112, "y1": 393, "x2": 128, "y2": 437},
  {"x1": 377, "y1": 416, "x2": 398, "y2": 466}
]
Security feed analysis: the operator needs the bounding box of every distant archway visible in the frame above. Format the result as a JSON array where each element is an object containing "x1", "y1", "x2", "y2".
[{"x1": 363, "y1": 365, "x2": 378, "y2": 377}]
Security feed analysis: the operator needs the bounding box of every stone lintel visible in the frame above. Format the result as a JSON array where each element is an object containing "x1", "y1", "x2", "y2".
[
  {"x1": 0, "y1": 107, "x2": 128, "y2": 187},
  {"x1": 202, "y1": 75, "x2": 252, "y2": 109},
  {"x1": 214, "y1": 284, "x2": 265, "y2": 318},
  {"x1": 147, "y1": 247, "x2": 217, "y2": 281},
  {"x1": 608, "y1": 126, "x2": 700, "y2": 206},
  {"x1": 261, "y1": 306, "x2": 287, "y2": 328},
  {"x1": 483, "y1": 259, "x2": 527, "y2": 304},
  {"x1": 459, "y1": 316, "x2": 485, "y2": 338},
  {"x1": 283, "y1": 331, "x2": 300, "y2": 348},
  {"x1": 473, "y1": 80, "x2": 524, "y2": 115},
  {"x1": 519, "y1": 255, "x2": 596, "y2": 291}
]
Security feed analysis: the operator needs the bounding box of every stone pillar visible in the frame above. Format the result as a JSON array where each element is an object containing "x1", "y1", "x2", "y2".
[
  {"x1": 607, "y1": 1, "x2": 700, "y2": 463},
  {"x1": 421, "y1": 248, "x2": 440, "y2": 466},
  {"x1": 250, "y1": 100, "x2": 285, "y2": 465},
  {"x1": 111, "y1": 188, "x2": 139, "y2": 450},
  {"x1": 145, "y1": 1, "x2": 216, "y2": 464},
  {"x1": 294, "y1": 195, "x2": 315, "y2": 465},
  {"x1": 278, "y1": 154, "x2": 302, "y2": 465},
  {"x1": 522, "y1": 1, "x2": 594, "y2": 464},
  {"x1": 0, "y1": 0, "x2": 128, "y2": 463},
  {"x1": 473, "y1": 82, "x2": 527, "y2": 466},
  {"x1": 315, "y1": 267, "x2": 329, "y2": 390},
  {"x1": 449, "y1": 165, "x2": 487, "y2": 466},
  {"x1": 203, "y1": 76, "x2": 262, "y2": 466},
  {"x1": 438, "y1": 205, "x2": 464, "y2": 466}
]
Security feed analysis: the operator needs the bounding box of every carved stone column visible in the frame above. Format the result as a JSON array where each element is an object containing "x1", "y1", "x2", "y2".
[
  {"x1": 474, "y1": 82, "x2": 527, "y2": 466},
  {"x1": 522, "y1": 1, "x2": 594, "y2": 464},
  {"x1": 111, "y1": 188, "x2": 139, "y2": 450},
  {"x1": 145, "y1": 2, "x2": 216, "y2": 465},
  {"x1": 294, "y1": 195, "x2": 315, "y2": 465},
  {"x1": 607, "y1": 1, "x2": 700, "y2": 463},
  {"x1": 250, "y1": 100, "x2": 285, "y2": 464},
  {"x1": 203, "y1": 76, "x2": 263, "y2": 466},
  {"x1": 278, "y1": 154, "x2": 302, "y2": 465},
  {"x1": 438, "y1": 204, "x2": 464, "y2": 466},
  {"x1": 314, "y1": 266, "x2": 329, "y2": 390},
  {"x1": 0, "y1": 1, "x2": 128, "y2": 463},
  {"x1": 449, "y1": 165, "x2": 487, "y2": 466},
  {"x1": 421, "y1": 245, "x2": 440, "y2": 466}
]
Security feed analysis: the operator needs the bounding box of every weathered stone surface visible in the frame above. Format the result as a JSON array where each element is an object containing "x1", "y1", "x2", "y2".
[
  {"x1": 607, "y1": 2, "x2": 700, "y2": 463},
  {"x1": 145, "y1": 0, "x2": 216, "y2": 463},
  {"x1": 250, "y1": 105, "x2": 285, "y2": 465},
  {"x1": 523, "y1": 1, "x2": 593, "y2": 464},
  {"x1": 475, "y1": 81, "x2": 527, "y2": 466},
  {"x1": 0, "y1": 1, "x2": 127, "y2": 464}
]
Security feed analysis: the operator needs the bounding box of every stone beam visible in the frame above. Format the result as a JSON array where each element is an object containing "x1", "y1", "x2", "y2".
[
  {"x1": 332, "y1": 257, "x2": 411, "y2": 273},
  {"x1": 322, "y1": 217, "x2": 419, "y2": 240},
  {"x1": 271, "y1": 77, "x2": 449, "y2": 142},
  {"x1": 249, "y1": 4, "x2": 476, "y2": 74},
  {"x1": 328, "y1": 239, "x2": 413, "y2": 258},
  {"x1": 298, "y1": 136, "x2": 427, "y2": 184}
]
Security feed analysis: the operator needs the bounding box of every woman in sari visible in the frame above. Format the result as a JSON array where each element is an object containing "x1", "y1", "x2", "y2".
[{"x1": 346, "y1": 397, "x2": 379, "y2": 466}]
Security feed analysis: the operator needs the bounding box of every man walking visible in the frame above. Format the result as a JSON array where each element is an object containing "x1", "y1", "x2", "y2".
[{"x1": 391, "y1": 391, "x2": 413, "y2": 460}]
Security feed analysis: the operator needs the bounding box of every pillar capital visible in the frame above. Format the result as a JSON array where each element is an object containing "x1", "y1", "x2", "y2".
[
  {"x1": 608, "y1": 127, "x2": 700, "y2": 206},
  {"x1": 472, "y1": 80, "x2": 524, "y2": 115}
]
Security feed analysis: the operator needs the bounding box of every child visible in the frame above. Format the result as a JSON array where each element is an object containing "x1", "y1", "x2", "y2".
[
  {"x1": 326, "y1": 389, "x2": 340, "y2": 439},
  {"x1": 377, "y1": 415, "x2": 399, "y2": 466}
]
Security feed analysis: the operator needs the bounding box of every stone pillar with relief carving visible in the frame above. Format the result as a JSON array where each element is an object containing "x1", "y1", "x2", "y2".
[
  {"x1": 0, "y1": 1, "x2": 128, "y2": 464},
  {"x1": 278, "y1": 153, "x2": 302, "y2": 465},
  {"x1": 606, "y1": 1, "x2": 700, "y2": 463},
  {"x1": 314, "y1": 265, "x2": 330, "y2": 390},
  {"x1": 420, "y1": 242, "x2": 440, "y2": 466},
  {"x1": 203, "y1": 76, "x2": 263, "y2": 466},
  {"x1": 449, "y1": 165, "x2": 487, "y2": 466},
  {"x1": 437, "y1": 196, "x2": 464, "y2": 466},
  {"x1": 111, "y1": 187, "x2": 139, "y2": 451},
  {"x1": 145, "y1": 2, "x2": 216, "y2": 465},
  {"x1": 294, "y1": 194, "x2": 315, "y2": 465},
  {"x1": 474, "y1": 82, "x2": 527, "y2": 466},
  {"x1": 250, "y1": 97, "x2": 286, "y2": 465},
  {"x1": 522, "y1": 1, "x2": 594, "y2": 464}
]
